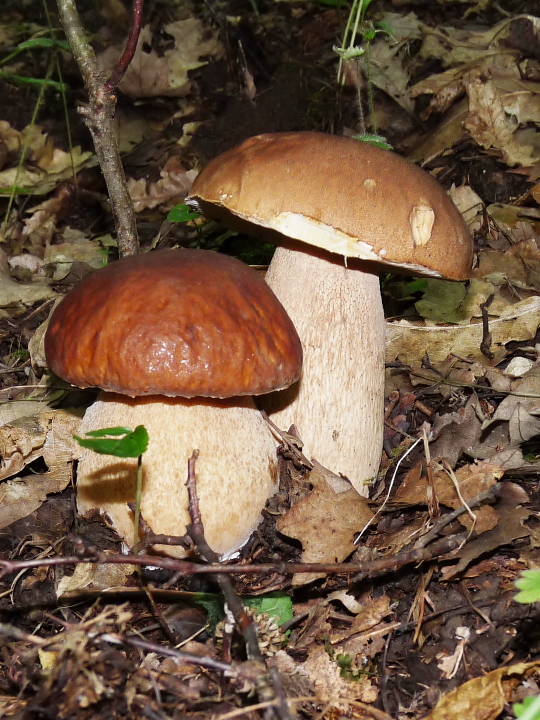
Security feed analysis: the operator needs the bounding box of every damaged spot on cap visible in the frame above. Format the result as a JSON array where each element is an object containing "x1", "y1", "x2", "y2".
[
  {"x1": 410, "y1": 205, "x2": 435, "y2": 247},
  {"x1": 363, "y1": 178, "x2": 376, "y2": 191}
]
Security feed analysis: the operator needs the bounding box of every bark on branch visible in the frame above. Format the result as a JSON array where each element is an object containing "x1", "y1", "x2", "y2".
[{"x1": 56, "y1": 0, "x2": 141, "y2": 256}]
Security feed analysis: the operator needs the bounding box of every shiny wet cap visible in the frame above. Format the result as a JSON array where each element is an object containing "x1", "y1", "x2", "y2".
[{"x1": 45, "y1": 248, "x2": 302, "y2": 398}]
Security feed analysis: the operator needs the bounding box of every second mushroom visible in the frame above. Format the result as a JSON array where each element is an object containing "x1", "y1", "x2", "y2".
[{"x1": 186, "y1": 132, "x2": 473, "y2": 494}]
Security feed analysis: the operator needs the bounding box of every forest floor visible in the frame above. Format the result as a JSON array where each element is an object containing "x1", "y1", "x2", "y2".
[{"x1": 0, "y1": 0, "x2": 540, "y2": 719}]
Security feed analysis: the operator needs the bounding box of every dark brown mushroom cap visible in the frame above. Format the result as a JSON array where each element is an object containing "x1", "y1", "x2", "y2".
[
  {"x1": 187, "y1": 132, "x2": 473, "y2": 280},
  {"x1": 45, "y1": 249, "x2": 302, "y2": 398}
]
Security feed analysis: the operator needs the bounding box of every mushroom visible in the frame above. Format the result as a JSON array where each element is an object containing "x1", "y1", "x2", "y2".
[
  {"x1": 45, "y1": 248, "x2": 302, "y2": 556},
  {"x1": 186, "y1": 132, "x2": 473, "y2": 494}
]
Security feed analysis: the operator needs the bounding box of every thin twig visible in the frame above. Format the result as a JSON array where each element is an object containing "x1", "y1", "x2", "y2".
[
  {"x1": 355, "y1": 437, "x2": 423, "y2": 544},
  {"x1": 105, "y1": 0, "x2": 145, "y2": 92},
  {"x1": 399, "y1": 366, "x2": 540, "y2": 399},
  {"x1": 1, "y1": 481, "x2": 503, "y2": 586},
  {"x1": 55, "y1": 0, "x2": 139, "y2": 256},
  {"x1": 130, "y1": 503, "x2": 192, "y2": 552},
  {"x1": 102, "y1": 632, "x2": 233, "y2": 674},
  {"x1": 414, "y1": 483, "x2": 502, "y2": 549},
  {"x1": 0, "y1": 533, "x2": 466, "y2": 582},
  {"x1": 262, "y1": 412, "x2": 313, "y2": 470},
  {"x1": 480, "y1": 293, "x2": 495, "y2": 360}
]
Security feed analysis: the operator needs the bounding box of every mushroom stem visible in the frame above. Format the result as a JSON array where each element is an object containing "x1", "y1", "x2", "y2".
[
  {"x1": 77, "y1": 393, "x2": 278, "y2": 557},
  {"x1": 261, "y1": 245, "x2": 385, "y2": 494}
]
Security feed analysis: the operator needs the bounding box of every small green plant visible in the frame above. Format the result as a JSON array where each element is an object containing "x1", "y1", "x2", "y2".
[
  {"x1": 5, "y1": 347, "x2": 30, "y2": 365},
  {"x1": 167, "y1": 203, "x2": 201, "y2": 224},
  {"x1": 512, "y1": 571, "x2": 540, "y2": 719},
  {"x1": 334, "y1": 0, "x2": 390, "y2": 142},
  {"x1": 325, "y1": 641, "x2": 371, "y2": 681},
  {"x1": 167, "y1": 202, "x2": 275, "y2": 265},
  {"x1": 351, "y1": 133, "x2": 393, "y2": 150},
  {"x1": 74, "y1": 426, "x2": 149, "y2": 543},
  {"x1": 0, "y1": 35, "x2": 70, "y2": 90},
  {"x1": 1, "y1": 12, "x2": 76, "y2": 238},
  {"x1": 514, "y1": 696, "x2": 540, "y2": 720},
  {"x1": 74, "y1": 425, "x2": 149, "y2": 457},
  {"x1": 515, "y1": 569, "x2": 540, "y2": 604},
  {"x1": 244, "y1": 593, "x2": 294, "y2": 629}
]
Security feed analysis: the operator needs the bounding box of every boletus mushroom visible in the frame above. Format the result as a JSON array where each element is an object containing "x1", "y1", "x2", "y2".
[
  {"x1": 186, "y1": 132, "x2": 473, "y2": 494},
  {"x1": 45, "y1": 248, "x2": 302, "y2": 556}
]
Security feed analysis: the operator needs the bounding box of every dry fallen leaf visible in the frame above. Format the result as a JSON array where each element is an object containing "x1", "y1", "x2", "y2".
[
  {"x1": 464, "y1": 75, "x2": 540, "y2": 167},
  {"x1": 423, "y1": 660, "x2": 540, "y2": 720},
  {"x1": 360, "y1": 28, "x2": 418, "y2": 113},
  {"x1": 484, "y1": 366, "x2": 540, "y2": 428},
  {"x1": 418, "y1": 18, "x2": 514, "y2": 67},
  {"x1": 448, "y1": 185, "x2": 484, "y2": 228},
  {"x1": 0, "y1": 246, "x2": 56, "y2": 311},
  {"x1": 56, "y1": 559, "x2": 134, "y2": 598},
  {"x1": 0, "y1": 416, "x2": 46, "y2": 481},
  {"x1": 487, "y1": 204, "x2": 540, "y2": 241},
  {"x1": 0, "y1": 123, "x2": 93, "y2": 197},
  {"x1": 22, "y1": 187, "x2": 75, "y2": 249},
  {"x1": 408, "y1": 99, "x2": 469, "y2": 164},
  {"x1": 44, "y1": 237, "x2": 107, "y2": 281},
  {"x1": 128, "y1": 157, "x2": 197, "y2": 212},
  {"x1": 0, "y1": 409, "x2": 81, "y2": 530},
  {"x1": 440, "y1": 482, "x2": 531, "y2": 580},
  {"x1": 475, "y1": 238, "x2": 540, "y2": 292},
  {"x1": 385, "y1": 295, "x2": 540, "y2": 365},
  {"x1": 393, "y1": 460, "x2": 503, "y2": 534},
  {"x1": 329, "y1": 593, "x2": 394, "y2": 662},
  {"x1": 277, "y1": 462, "x2": 373, "y2": 586},
  {"x1": 428, "y1": 397, "x2": 483, "y2": 467},
  {"x1": 97, "y1": 19, "x2": 222, "y2": 98},
  {"x1": 409, "y1": 17, "x2": 539, "y2": 166},
  {"x1": 370, "y1": 515, "x2": 428, "y2": 556}
]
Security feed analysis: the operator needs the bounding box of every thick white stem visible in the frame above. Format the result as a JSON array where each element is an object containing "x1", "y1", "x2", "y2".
[
  {"x1": 77, "y1": 393, "x2": 278, "y2": 557},
  {"x1": 262, "y1": 246, "x2": 385, "y2": 495}
]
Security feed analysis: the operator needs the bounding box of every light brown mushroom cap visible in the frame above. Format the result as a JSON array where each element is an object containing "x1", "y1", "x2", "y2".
[{"x1": 187, "y1": 132, "x2": 473, "y2": 280}]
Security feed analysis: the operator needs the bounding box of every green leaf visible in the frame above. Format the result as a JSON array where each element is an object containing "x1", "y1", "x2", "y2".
[
  {"x1": 333, "y1": 45, "x2": 366, "y2": 60},
  {"x1": 415, "y1": 279, "x2": 468, "y2": 323},
  {"x1": 0, "y1": 71, "x2": 68, "y2": 92},
  {"x1": 337, "y1": 653, "x2": 353, "y2": 669},
  {"x1": 83, "y1": 426, "x2": 135, "y2": 437},
  {"x1": 18, "y1": 37, "x2": 70, "y2": 52},
  {"x1": 244, "y1": 593, "x2": 294, "y2": 627},
  {"x1": 514, "y1": 695, "x2": 540, "y2": 720},
  {"x1": 376, "y1": 20, "x2": 394, "y2": 36},
  {"x1": 167, "y1": 203, "x2": 201, "y2": 223},
  {"x1": 351, "y1": 133, "x2": 393, "y2": 150},
  {"x1": 195, "y1": 594, "x2": 224, "y2": 629},
  {"x1": 515, "y1": 570, "x2": 540, "y2": 604},
  {"x1": 74, "y1": 425, "x2": 149, "y2": 458},
  {"x1": 363, "y1": 27, "x2": 377, "y2": 41}
]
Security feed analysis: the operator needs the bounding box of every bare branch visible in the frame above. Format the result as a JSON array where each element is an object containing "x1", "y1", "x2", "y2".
[{"x1": 56, "y1": 0, "x2": 139, "y2": 256}]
